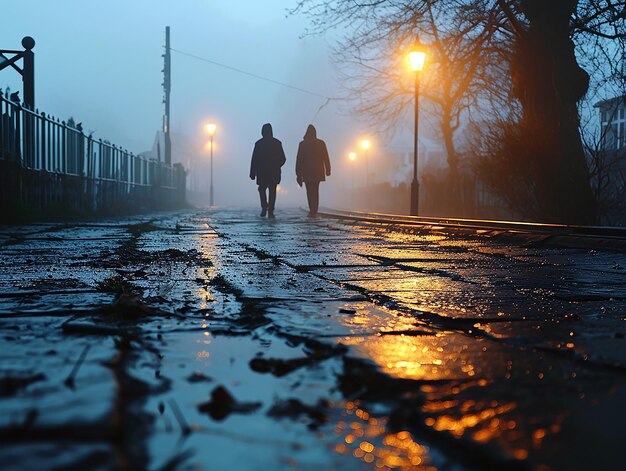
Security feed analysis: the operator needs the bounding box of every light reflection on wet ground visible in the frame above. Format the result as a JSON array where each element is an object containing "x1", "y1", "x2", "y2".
[{"x1": 1, "y1": 208, "x2": 625, "y2": 470}]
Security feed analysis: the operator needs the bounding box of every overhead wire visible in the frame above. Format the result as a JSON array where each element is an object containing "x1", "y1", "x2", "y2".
[{"x1": 170, "y1": 47, "x2": 340, "y2": 120}]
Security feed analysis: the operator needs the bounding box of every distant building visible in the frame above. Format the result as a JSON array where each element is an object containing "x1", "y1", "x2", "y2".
[
  {"x1": 594, "y1": 95, "x2": 626, "y2": 224},
  {"x1": 387, "y1": 137, "x2": 447, "y2": 186},
  {"x1": 596, "y1": 95, "x2": 626, "y2": 150}
]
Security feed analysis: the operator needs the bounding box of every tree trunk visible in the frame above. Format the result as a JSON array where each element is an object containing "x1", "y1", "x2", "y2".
[{"x1": 511, "y1": 0, "x2": 597, "y2": 224}]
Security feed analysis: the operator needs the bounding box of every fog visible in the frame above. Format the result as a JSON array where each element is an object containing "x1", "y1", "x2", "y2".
[{"x1": 2, "y1": 0, "x2": 418, "y2": 209}]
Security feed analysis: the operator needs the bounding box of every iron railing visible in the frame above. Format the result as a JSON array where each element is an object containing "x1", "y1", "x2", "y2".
[{"x1": 0, "y1": 89, "x2": 183, "y2": 214}]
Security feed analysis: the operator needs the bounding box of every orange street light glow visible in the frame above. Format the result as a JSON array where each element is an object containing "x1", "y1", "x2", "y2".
[
  {"x1": 207, "y1": 123, "x2": 217, "y2": 136},
  {"x1": 360, "y1": 139, "x2": 371, "y2": 151},
  {"x1": 348, "y1": 152, "x2": 357, "y2": 161},
  {"x1": 409, "y1": 51, "x2": 426, "y2": 72}
]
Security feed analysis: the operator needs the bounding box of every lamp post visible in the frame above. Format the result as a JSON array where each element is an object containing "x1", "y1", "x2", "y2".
[
  {"x1": 409, "y1": 47, "x2": 426, "y2": 216},
  {"x1": 348, "y1": 151, "x2": 357, "y2": 209},
  {"x1": 360, "y1": 139, "x2": 371, "y2": 188},
  {"x1": 207, "y1": 123, "x2": 217, "y2": 206},
  {"x1": 360, "y1": 139, "x2": 371, "y2": 209}
]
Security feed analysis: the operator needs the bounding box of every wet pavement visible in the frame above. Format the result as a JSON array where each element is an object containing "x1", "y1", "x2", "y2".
[{"x1": 1, "y1": 207, "x2": 625, "y2": 470}]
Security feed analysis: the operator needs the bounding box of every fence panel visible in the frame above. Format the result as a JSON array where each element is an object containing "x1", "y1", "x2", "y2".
[{"x1": 0, "y1": 90, "x2": 185, "y2": 216}]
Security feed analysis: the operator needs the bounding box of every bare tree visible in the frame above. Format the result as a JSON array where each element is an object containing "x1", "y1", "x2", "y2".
[{"x1": 307, "y1": 2, "x2": 509, "y2": 208}]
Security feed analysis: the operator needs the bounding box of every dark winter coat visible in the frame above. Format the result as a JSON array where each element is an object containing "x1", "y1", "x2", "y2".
[
  {"x1": 295, "y1": 125, "x2": 331, "y2": 183},
  {"x1": 250, "y1": 123, "x2": 286, "y2": 186}
]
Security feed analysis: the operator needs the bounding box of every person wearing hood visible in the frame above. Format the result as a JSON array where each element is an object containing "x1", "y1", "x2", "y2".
[
  {"x1": 250, "y1": 123, "x2": 286, "y2": 218},
  {"x1": 295, "y1": 124, "x2": 331, "y2": 217}
]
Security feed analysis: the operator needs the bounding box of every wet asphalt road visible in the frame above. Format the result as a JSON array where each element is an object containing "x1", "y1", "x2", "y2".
[{"x1": 1, "y1": 207, "x2": 625, "y2": 471}]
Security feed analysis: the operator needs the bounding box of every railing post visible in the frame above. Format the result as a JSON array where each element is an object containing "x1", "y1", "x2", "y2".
[
  {"x1": 61, "y1": 120, "x2": 67, "y2": 174},
  {"x1": 14, "y1": 102, "x2": 22, "y2": 164},
  {"x1": 21, "y1": 37, "x2": 35, "y2": 111},
  {"x1": 0, "y1": 90, "x2": 5, "y2": 160},
  {"x1": 41, "y1": 113, "x2": 48, "y2": 170},
  {"x1": 55, "y1": 117, "x2": 61, "y2": 172},
  {"x1": 36, "y1": 110, "x2": 41, "y2": 170},
  {"x1": 78, "y1": 128, "x2": 85, "y2": 177}
]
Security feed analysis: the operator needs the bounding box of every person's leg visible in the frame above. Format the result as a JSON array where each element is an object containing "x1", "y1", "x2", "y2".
[
  {"x1": 258, "y1": 185, "x2": 268, "y2": 216},
  {"x1": 305, "y1": 181, "x2": 319, "y2": 216},
  {"x1": 268, "y1": 184, "x2": 277, "y2": 218},
  {"x1": 305, "y1": 182, "x2": 314, "y2": 216},
  {"x1": 311, "y1": 181, "x2": 320, "y2": 215}
]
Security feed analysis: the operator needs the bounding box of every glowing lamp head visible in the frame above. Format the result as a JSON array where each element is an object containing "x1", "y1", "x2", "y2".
[
  {"x1": 207, "y1": 123, "x2": 217, "y2": 136},
  {"x1": 409, "y1": 50, "x2": 426, "y2": 72},
  {"x1": 360, "y1": 139, "x2": 371, "y2": 151},
  {"x1": 348, "y1": 152, "x2": 357, "y2": 161}
]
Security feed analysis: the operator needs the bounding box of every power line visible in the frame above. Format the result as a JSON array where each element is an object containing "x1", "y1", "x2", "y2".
[{"x1": 170, "y1": 47, "x2": 336, "y2": 100}]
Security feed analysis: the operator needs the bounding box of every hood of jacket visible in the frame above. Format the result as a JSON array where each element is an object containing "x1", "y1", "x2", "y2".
[
  {"x1": 304, "y1": 124, "x2": 317, "y2": 140},
  {"x1": 261, "y1": 123, "x2": 273, "y2": 138}
]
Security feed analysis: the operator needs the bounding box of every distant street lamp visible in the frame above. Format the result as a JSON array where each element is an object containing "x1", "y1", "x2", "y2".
[
  {"x1": 360, "y1": 139, "x2": 371, "y2": 188},
  {"x1": 409, "y1": 46, "x2": 426, "y2": 216},
  {"x1": 207, "y1": 123, "x2": 217, "y2": 206},
  {"x1": 360, "y1": 139, "x2": 372, "y2": 209},
  {"x1": 348, "y1": 151, "x2": 357, "y2": 209}
]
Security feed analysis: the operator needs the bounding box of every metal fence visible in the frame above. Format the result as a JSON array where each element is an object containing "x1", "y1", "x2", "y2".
[{"x1": 0, "y1": 90, "x2": 185, "y2": 217}]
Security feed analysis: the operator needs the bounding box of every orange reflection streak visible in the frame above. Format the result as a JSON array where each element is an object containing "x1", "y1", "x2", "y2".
[
  {"x1": 429, "y1": 402, "x2": 516, "y2": 438},
  {"x1": 333, "y1": 401, "x2": 435, "y2": 470},
  {"x1": 340, "y1": 333, "x2": 466, "y2": 381}
]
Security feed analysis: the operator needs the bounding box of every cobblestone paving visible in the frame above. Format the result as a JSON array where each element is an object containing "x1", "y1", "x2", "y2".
[{"x1": 1, "y1": 208, "x2": 625, "y2": 470}]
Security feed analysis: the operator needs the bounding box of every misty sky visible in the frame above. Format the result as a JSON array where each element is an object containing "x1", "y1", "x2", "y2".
[{"x1": 2, "y1": 0, "x2": 416, "y2": 207}]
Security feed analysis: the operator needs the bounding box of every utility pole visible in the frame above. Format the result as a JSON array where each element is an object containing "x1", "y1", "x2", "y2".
[{"x1": 163, "y1": 27, "x2": 171, "y2": 166}]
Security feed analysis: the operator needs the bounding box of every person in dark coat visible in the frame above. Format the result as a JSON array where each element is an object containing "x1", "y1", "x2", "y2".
[
  {"x1": 295, "y1": 124, "x2": 331, "y2": 217},
  {"x1": 250, "y1": 123, "x2": 286, "y2": 218}
]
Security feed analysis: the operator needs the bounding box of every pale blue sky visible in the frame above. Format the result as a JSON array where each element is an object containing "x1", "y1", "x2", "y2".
[{"x1": 1, "y1": 0, "x2": 383, "y2": 206}]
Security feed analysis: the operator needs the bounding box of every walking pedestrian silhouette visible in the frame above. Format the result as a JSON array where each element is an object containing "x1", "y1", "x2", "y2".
[
  {"x1": 249, "y1": 123, "x2": 286, "y2": 219},
  {"x1": 295, "y1": 124, "x2": 331, "y2": 218}
]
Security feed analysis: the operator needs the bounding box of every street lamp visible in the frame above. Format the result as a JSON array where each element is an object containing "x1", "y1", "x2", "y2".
[
  {"x1": 207, "y1": 123, "x2": 217, "y2": 207},
  {"x1": 360, "y1": 139, "x2": 371, "y2": 186},
  {"x1": 348, "y1": 151, "x2": 357, "y2": 209},
  {"x1": 409, "y1": 46, "x2": 426, "y2": 216},
  {"x1": 360, "y1": 139, "x2": 372, "y2": 209}
]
